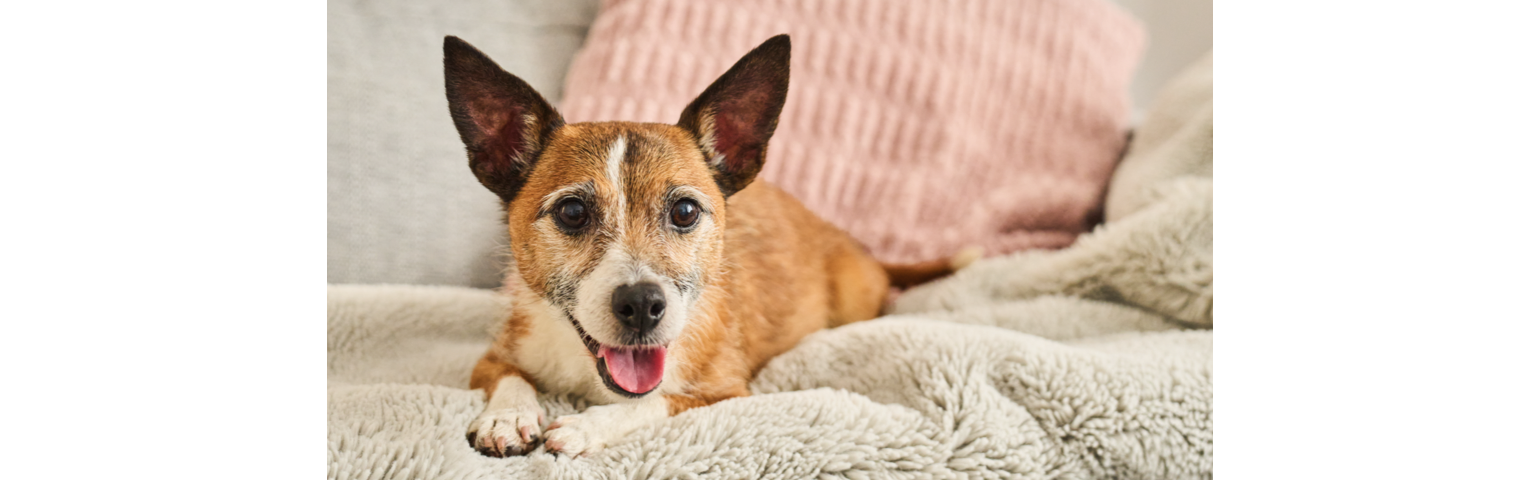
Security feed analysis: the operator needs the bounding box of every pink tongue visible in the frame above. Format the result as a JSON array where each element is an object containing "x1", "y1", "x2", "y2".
[{"x1": 598, "y1": 346, "x2": 668, "y2": 394}]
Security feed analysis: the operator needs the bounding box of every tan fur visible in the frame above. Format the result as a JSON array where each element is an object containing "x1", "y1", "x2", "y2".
[
  {"x1": 469, "y1": 353, "x2": 524, "y2": 396},
  {"x1": 462, "y1": 119, "x2": 975, "y2": 458},
  {"x1": 478, "y1": 120, "x2": 892, "y2": 400}
]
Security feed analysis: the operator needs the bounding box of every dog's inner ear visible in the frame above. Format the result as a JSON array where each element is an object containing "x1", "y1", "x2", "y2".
[
  {"x1": 677, "y1": 35, "x2": 791, "y2": 197},
  {"x1": 444, "y1": 36, "x2": 565, "y2": 202}
]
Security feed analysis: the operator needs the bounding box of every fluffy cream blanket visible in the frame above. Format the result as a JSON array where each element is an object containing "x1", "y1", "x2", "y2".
[{"x1": 327, "y1": 54, "x2": 1213, "y2": 480}]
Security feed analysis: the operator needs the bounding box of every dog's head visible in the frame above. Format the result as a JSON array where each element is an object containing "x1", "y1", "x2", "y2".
[{"x1": 443, "y1": 35, "x2": 790, "y2": 397}]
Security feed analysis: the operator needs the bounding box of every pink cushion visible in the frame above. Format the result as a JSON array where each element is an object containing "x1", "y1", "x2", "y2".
[{"x1": 561, "y1": 0, "x2": 1144, "y2": 263}]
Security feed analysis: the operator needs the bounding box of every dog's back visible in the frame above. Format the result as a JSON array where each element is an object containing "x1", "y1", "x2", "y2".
[{"x1": 713, "y1": 181, "x2": 888, "y2": 371}]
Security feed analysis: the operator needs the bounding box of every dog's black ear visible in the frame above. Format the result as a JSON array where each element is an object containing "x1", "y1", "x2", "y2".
[
  {"x1": 677, "y1": 35, "x2": 791, "y2": 197},
  {"x1": 444, "y1": 36, "x2": 565, "y2": 202}
]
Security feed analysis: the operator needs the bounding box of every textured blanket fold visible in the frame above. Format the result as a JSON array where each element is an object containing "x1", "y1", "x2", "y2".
[{"x1": 328, "y1": 288, "x2": 1210, "y2": 479}]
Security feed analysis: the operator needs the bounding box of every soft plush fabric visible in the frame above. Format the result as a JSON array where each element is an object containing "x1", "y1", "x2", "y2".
[
  {"x1": 328, "y1": 0, "x2": 599, "y2": 288},
  {"x1": 558, "y1": 0, "x2": 1146, "y2": 263},
  {"x1": 328, "y1": 287, "x2": 1208, "y2": 480},
  {"x1": 891, "y1": 172, "x2": 1211, "y2": 328}
]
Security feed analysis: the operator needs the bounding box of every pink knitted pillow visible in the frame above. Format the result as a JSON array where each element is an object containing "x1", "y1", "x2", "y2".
[{"x1": 561, "y1": 0, "x2": 1144, "y2": 263}]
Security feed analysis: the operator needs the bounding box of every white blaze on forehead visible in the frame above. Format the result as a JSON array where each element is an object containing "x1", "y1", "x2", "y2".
[{"x1": 606, "y1": 135, "x2": 627, "y2": 232}]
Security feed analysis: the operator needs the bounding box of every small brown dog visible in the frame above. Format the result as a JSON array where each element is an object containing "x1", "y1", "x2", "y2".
[{"x1": 445, "y1": 34, "x2": 967, "y2": 457}]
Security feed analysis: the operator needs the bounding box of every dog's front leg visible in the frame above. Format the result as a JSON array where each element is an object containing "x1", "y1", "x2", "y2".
[
  {"x1": 466, "y1": 356, "x2": 545, "y2": 457},
  {"x1": 543, "y1": 395, "x2": 670, "y2": 457}
]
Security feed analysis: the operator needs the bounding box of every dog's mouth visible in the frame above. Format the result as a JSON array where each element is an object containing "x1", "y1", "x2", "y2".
[{"x1": 565, "y1": 314, "x2": 667, "y2": 397}]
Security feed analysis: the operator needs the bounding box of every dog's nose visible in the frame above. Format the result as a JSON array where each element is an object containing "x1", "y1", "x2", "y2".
[{"x1": 611, "y1": 282, "x2": 666, "y2": 333}]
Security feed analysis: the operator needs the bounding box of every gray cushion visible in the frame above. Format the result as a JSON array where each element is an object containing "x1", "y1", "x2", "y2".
[{"x1": 328, "y1": 0, "x2": 598, "y2": 287}]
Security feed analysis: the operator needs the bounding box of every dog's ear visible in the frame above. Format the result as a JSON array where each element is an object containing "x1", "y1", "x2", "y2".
[
  {"x1": 677, "y1": 35, "x2": 791, "y2": 197},
  {"x1": 444, "y1": 36, "x2": 565, "y2": 202}
]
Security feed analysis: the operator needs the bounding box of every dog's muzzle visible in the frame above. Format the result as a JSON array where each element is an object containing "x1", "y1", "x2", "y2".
[
  {"x1": 611, "y1": 282, "x2": 665, "y2": 335},
  {"x1": 558, "y1": 281, "x2": 672, "y2": 398}
]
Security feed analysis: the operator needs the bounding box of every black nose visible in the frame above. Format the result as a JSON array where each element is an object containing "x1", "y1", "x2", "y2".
[{"x1": 611, "y1": 282, "x2": 666, "y2": 333}]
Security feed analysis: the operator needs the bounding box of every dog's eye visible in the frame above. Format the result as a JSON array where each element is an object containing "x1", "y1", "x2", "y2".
[
  {"x1": 670, "y1": 199, "x2": 701, "y2": 229},
  {"x1": 555, "y1": 198, "x2": 589, "y2": 230}
]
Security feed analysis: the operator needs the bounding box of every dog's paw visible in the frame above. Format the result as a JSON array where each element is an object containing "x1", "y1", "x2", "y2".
[
  {"x1": 466, "y1": 406, "x2": 545, "y2": 458},
  {"x1": 542, "y1": 412, "x2": 611, "y2": 457},
  {"x1": 542, "y1": 398, "x2": 668, "y2": 457}
]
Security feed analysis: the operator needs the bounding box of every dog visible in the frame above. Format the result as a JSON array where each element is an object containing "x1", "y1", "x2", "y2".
[{"x1": 444, "y1": 34, "x2": 972, "y2": 458}]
